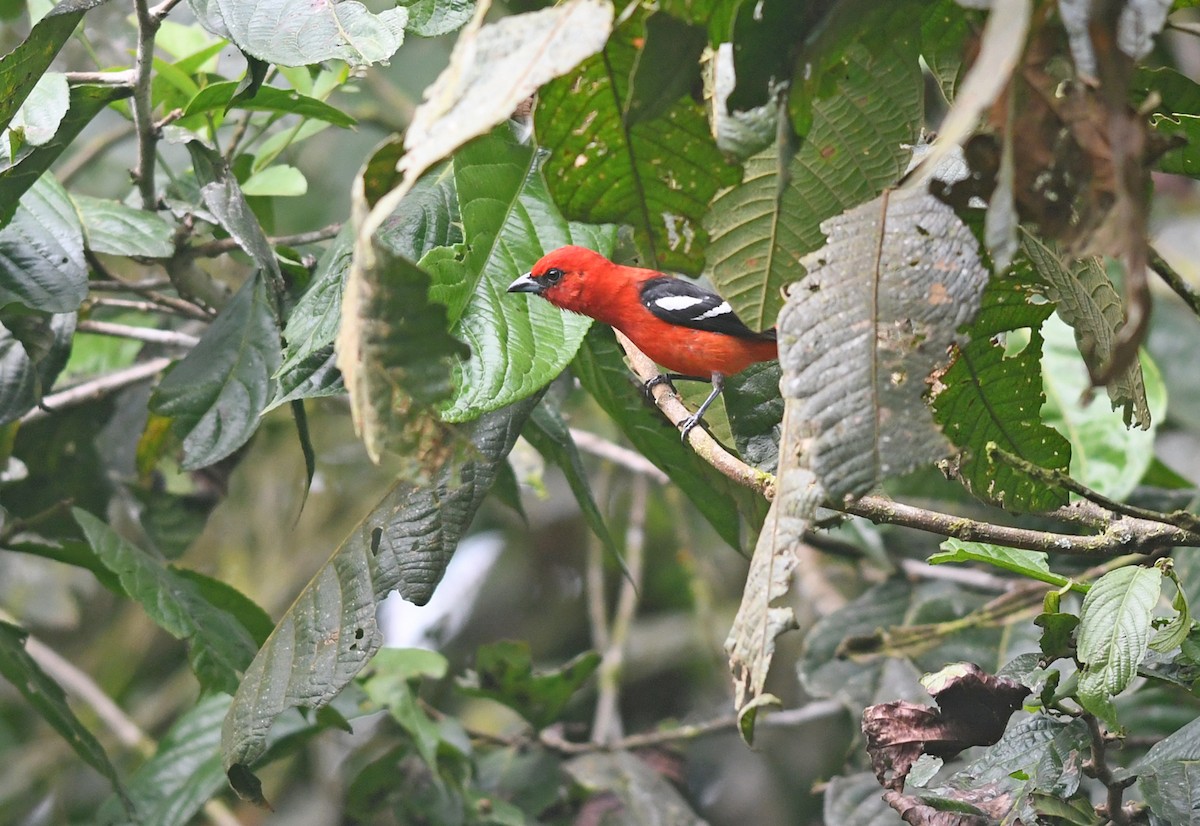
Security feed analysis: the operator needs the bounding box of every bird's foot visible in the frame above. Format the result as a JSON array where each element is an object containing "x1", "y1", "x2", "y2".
[{"x1": 679, "y1": 413, "x2": 704, "y2": 442}]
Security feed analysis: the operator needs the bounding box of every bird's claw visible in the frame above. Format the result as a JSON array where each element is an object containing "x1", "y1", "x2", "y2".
[
  {"x1": 679, "y1": 414, "x2": 702, "y2": 442},
  {"x1": 642, "y1": 374, "x2": 674, "y2": 401}
]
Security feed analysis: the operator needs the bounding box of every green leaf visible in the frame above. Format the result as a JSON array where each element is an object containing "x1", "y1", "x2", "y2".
[
  {"x1": 0, "y1": 173, "x2": 86, "y2": 312},
  {"x1": 187, "y1": 0, "x2": 407, "y2": 67},
  {"x1": 952, "y1": 714, "x2": 1090, "y2": 791},
  {"x1": 572, "y1": 326, "x2": 766, "y2": 551},
  {"x1": 624, "y1": 12, "x2": 707, "y2": 128},
  {"x1": 7, "y1": 71, "x2": 68, "y2": 147},
  {"x1": 1022, "y1": 234, "x2": 1150, "y2": 428},
  {"x1": 1139, "y1": 760, "x2": 1200, "y2": 826},
  {"x1": 150, "y1": 272, "x2": 280, "y2": 470},
  {"x1": 1133, "y1": 66, "x2": 1200, "y2": 177},
  {"x1": 1076, "y1": 565, "x2": 1163, "y2": 728},
  {"x1": 460, "y1": 640, "x2": 600, "y2": 729},
  {"x1": 931, "y1": 274, "x2": 1071, "y2": 512},
  {"x1": 1, "y1": 83, "x2": 131, "y2": 229},
  {"x1": 267, "y1": 346, "x2": 343, "y2": 410},
  {"x1": 563, "y1": 750, "x2": 708, "y2": 823},
  {"x1": 240, "y1": 164, "x2": 307, "y2": 197},
  {"x1": 424, "y1": 124, "x2": 616, "y2": 422},
  {"x1": 0, "y1": 310, "x2": 74, "y2": 425},
  {"x1": 74, "y1": 509, "x2": 260, "y2": 694},
  {"x1": 398, "y1": 0, "x2": 474, "y2": 37},
  {"x1": 0, "y1": 0, "x2": 111, "y2": 136},
  {"x1": 221, "y1": 396, "x2": 538, "y2": 792},
  {"x1": 921, "y1": 1, "x2": 977, "y2": 102},
  {"x1": 72, "y1": 194, "x2": 175, "y2": 257},
  {"x1": 724, "y1": 360, "x2": 783, "y2": 472},
  {"x1": 361, "y1": 648, "x2": 449, "y2": 773},
  {"x1": 95, "y1": 694, "x2": 230, "y2": 826},
  {"x1": 0, "y1": 620, "x2": 130, "y2": 812},
  {"x1": 1041, "y1": 314, "x2": 1166, "y2": 501},
  {"x1": 523, "y1": 399, "x2": 618, "y2": 558},
  {"x1": 1150, "y1": 567, "x2": 1191, "y2": 654},
  {"x1": 536, "y1": 6, "x2": 741, "y2": 272},
  {"x1": 183, "y1": 80, "x2": 356, "y2": 127},
  {"x1": 930, "y1": 539, "x2": 1080, "y2": 591}
]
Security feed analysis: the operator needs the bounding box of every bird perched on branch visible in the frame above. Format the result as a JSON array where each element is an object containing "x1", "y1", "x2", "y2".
[{"x1": 507, "y1": 245, "x2": 778, "y2": 440}]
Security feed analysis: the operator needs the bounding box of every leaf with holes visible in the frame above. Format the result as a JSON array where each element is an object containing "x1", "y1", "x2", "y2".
[{"x1": 536, "y1": 5, "x2": 740, "y2": 272}]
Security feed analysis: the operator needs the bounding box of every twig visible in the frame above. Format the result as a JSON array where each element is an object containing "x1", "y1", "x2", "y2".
[
  {"x1": 1083, "y1": 712, "x2": 1135, "y2": 826},
  {"x1": 988, "y1": 444, "x2": 1200, "y2": 533},
  {"x1": 613, "y1": 334, "x2": 1200, "y2": 556},
  {"x1": 586, "y1": 467, "x2": 615, "y2": 653},
  {"x1": 59, "y1": 124, "x2": 136, "y2": 185},
  {"x1": 63, "y1": 70, "x2": 135, "y2": 86},
  {"x1": 188, "y1": 223, "x2": 344, "y2": 258},
  {"x1": 541, "y1": 698, "x2": 844, "y2": 755},
  {"x1": 897, "y1": 558, "x2": 1014, "y2": 592},
  {"x1": 131, "y1": 0, "x2": 163, "y2": 209},
  {"x1": 20, "y1": 358, "x2": 172, "y2": 424},
  {"x1": 0, "y1": 500, "x2": 74, "y2": 546},
  {"x1": 1149, "y1": 247, "x2": 1200, "y2": 318},
  {"x1": 592, "y1": 474, "x2": 648, "y2": 745},
  {"x1": 569, "y1": 427, "x2": 669, "y2": 483},
  {"x1": 77, "y1": 320, "x2": 200, "y2": 348},
  {"x1": 88, "y1": 277, "x2": 214, "y2": 321}
]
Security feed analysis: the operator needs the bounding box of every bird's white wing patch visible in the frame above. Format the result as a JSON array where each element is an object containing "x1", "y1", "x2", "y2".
[
  {"x1": 654, "y1": 295, "x2": 706, "y2": 312},
  {"x1": 695, "y1": 301, "x2": 732, "y2": 320}
]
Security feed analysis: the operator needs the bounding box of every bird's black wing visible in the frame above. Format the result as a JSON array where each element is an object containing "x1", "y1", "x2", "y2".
[{"x1": 638, "y1": 276, "x2": 775, "y2": 340}]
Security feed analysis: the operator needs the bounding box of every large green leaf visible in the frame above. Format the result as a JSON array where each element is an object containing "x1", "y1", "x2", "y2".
[
  {"x1": 424, "y1": 125, "x2": 615, "y2": 422},
  {"x1": 0, "y1": 173, "x2": 86, "y2": 312},
  {"x1": 536, "y1": 6, "x2": 741, "y2": 272},
  {"x1": 95, "y1": 694, "x2": 230, "y2": 826},
  {"x1": 1041, "y1": 314, "x2": 1165, "y2": 502},
  {"x1": 221, "y1": 396, "x2": 538, "y2": 798},
  {"x1": 150, "y1": 272, "x2": 280, "y2": 470},
  {"x1": 1135, "y1": 66, "x2": 1200, "y2": 177},
  {"x1": 74, "y1": 509, "x2": 260, "y2": 695},
  {"x1": 73, "y1": 194, "x2": 175, "y2": 258},
  {"x1": 1, "y1": 83, "x2": 131, "y2": 228},
  {"x1": 571, "y1": 326, "x2": 766, "y2": 551},
  {"x1": 707, "y1": 31, "x2": 922, "y2": 330},
  {"x1": 0, "y1": 620, "x2": 129, "y2": 813},
  {"x1": 397, "y1": 0, "x2": 474, "y2": 37},
  {"x1": 187, "y1": 0, "x2": 407, "y2": 67},
  {"x1": 931, "y1": 272, "x2": 1070, "y2": 512},
  {"x1": 0, "y1": 310, "x2": 75, "y2": 425},
  {"x1": 1076, "y1": 565, "x2": 1163, "y2": 728},
  {"x1": 182, "y1": 81, "x2": 356, "y2": 127},
  {"x1": 0, "y1": 0, "x2": 111, "y2": 135},
  {"x1": 459, "y1": 640, "x2": 600, "y2": 729}
]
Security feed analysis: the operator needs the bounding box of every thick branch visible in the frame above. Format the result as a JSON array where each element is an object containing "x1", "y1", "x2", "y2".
[
  {"x1": 21, "y1": 358, "x2": 172, "y2": 424},
  {"x1": 131, "y1": 0, "x2": 162, "y2": 209}
]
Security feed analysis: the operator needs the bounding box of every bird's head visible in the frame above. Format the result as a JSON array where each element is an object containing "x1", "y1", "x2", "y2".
[{"x1": 506, "y1": 245, "x2": 616, "y2": 311}]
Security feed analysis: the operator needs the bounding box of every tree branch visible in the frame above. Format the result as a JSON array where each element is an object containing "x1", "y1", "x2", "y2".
[
  {"x1": 569, "y1": 427, "x2": 669, "y2": 483},
  {"x1": 1083, "y1": 712, "x2": 1135, "y2": 826},
  {"x1": 612, "y1": 334, "x2": 1200, "y2": 556},
  {"x1": 187, "y1": 223, "x2": 344, "y2": 258},
  {"x1": 76, "y1": 319, "x2": 199, "y2": 348},
  {"x1": 131, "y1": 0, "x2": 163, "y2": 209},
  {"x1": 21, "y1": 358, "x2": 172, "y2": 424},
  {"x1": 1149, "y1": 247, "x2": 1200, "y2": 318}
]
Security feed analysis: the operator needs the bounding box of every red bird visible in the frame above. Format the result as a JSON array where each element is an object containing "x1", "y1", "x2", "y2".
[{"x1": 507, "y1": 245, "x2": 777, "y2": 439}]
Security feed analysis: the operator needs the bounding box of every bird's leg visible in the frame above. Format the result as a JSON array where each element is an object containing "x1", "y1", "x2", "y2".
[{"x1": 679, "y1": 372, "x2": 725, "y2": 442}]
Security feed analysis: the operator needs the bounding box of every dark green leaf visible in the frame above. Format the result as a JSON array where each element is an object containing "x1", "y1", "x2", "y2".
[
  {"x1": 268, "y1": 345, "x2": 343, "y2": 410},
  {"x1": 186, "y1": 0, "x2": 406, "y2": 67},
  {"x1": 921, "y1": 1, "x2": 977, "y2": 102},
  {"x1": 361, "y1": 648, "x2": 449, "y2": 772},
  {"x1": 930, "y1": 539, "x2": 1076, "y2": 590},
  {"x1": 536, "y1": 7, "x2": 741, "y2": 272},
  {"x1": 572, "y1": 326, "x2": 766, "y2": 550},
  {"x1": 3, "y1": 535, "x2": 121, "y2": 592},
  {"x1": 727, "y1": 0, "x2": 810, "y2": 112},
  {"x1": 1135, "y1": 67, "x2": 1200, "y2": 177},
  {"x1": 133, "y1": 487, "x2": 220, "y2": 560},
  {"x1": 422, "y1": 124, "x2": 616, "y2": 422},
  {"x1": 952, "y1": 715, "x2": 1090, "y2": 790},
  {"x1": 183, "y1": 80, "x2": 356, "y2": 127},
  {"x1": 150, "y1": 272, "x2": 280, "y2": 470},
  {"x1": 73, "y1": 194, "x2": 175, "y2": 258},
  {"x1": 0, "y1": 620, "x2": 130, "y2": 812},
  {"x1": 624, "y1": 12, "x2": 706, "y2": 128},
  {"x1": 74, "y1": 509, "x2": 260, "y2": 695},
  {"x1": 221, "y1": 395, "x2": 538, "y2": 792},
  {"x1": 0, "y1": 310, "x2": 75, "y2": 425},
  {"x1": 172, "y1": 568, "x2": 275, "y2": 646},
  {"x1": 0, "y1": 173, "x2": 86, "y2": 312},
  {"x1": 724, "y1": 360, "x2": 782, "y2": 473},
  {"x1": 523, "y1": 399, "x2": 618, "y2": 558},
  {"x1": 1139, "y1": 760, "x2": 1200, "y2": 826},
  {"x1": 0, "y1": 0, "x2": 112, "y2": 135},
  {"x1": 1, "y1": 83, "x2": 131, "y2": 228},
  {"x1": 563, "y1": 750, "x2": 706, "y2": 823},
  {"x1": 931, "y1": 273, "x2": 1070, "y2": 512}
]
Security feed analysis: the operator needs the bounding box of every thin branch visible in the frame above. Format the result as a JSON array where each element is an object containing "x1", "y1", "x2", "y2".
[
  {"x1": 1149, "y1": 247, "x2": 1200, "y2": 318},
  {"x1": 613, "y1": 334, "x2": 1200, "y2": 556},
  {"x1": 586, "y1": 467, "x2": 615, "y2": 654},
  {"x1": 131, "y1": 0, "x2": 162, "y2": 209},
  {"x1": 85, "y1": 296, "x2": 189, "y2": 317},
  {"x1": 188, "y1": 223, "x2": 344, "y2": 258},
  {"x1": 0, "y1": 500, "x2": 74, "y2": 546},
  {"x1": 59, "y1": 124, "x2": 136, "y2": 185},
  {"x1": 541, "y1": 698, "x2": 844, "y2": 755},
  {"x1": 88, "y1": 275, "x2": 214, "y2": 321},
  {"x1": 76, "y1": 320, "x2": 199, "y2": 348},
  {"x1": 1083, "y1": 712, "x2": 1135, "y2": 826},
  {"x1": 21, "y1": 358, "x2": 172, "y2": 424},
  {"x1": 148, "y1": 0, "x2": 185, "y2": 21},
  {"x1": 592, "y1": 474, "x2": 648, "y2": 745},
  {"x1": 569, "y1": 427, "x2": 669, "y2": 483},
  {"x1": 897, "y1": 558, "x2": 1014, "y2": 592},
  {"x1": 63, "y1": 70, "x2": 135, "y2": 86},
  {"x1": 989, "y1": 444, "x2": 1200, "y2": 533}
]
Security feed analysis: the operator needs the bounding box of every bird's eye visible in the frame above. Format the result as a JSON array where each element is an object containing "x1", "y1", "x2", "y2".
[{"x1": 543, "y1": 267, "x2": 565, "y2": 284}]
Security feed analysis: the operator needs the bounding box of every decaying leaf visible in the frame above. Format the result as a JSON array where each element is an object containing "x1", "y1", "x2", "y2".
[{"x1": 863, "y1": 663, "x2": 1028, "y2": 791}]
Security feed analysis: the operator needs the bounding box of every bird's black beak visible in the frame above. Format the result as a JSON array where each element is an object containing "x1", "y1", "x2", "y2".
[{"x1": 507, "y1": 272, "x2": 542, "y2": 294}]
